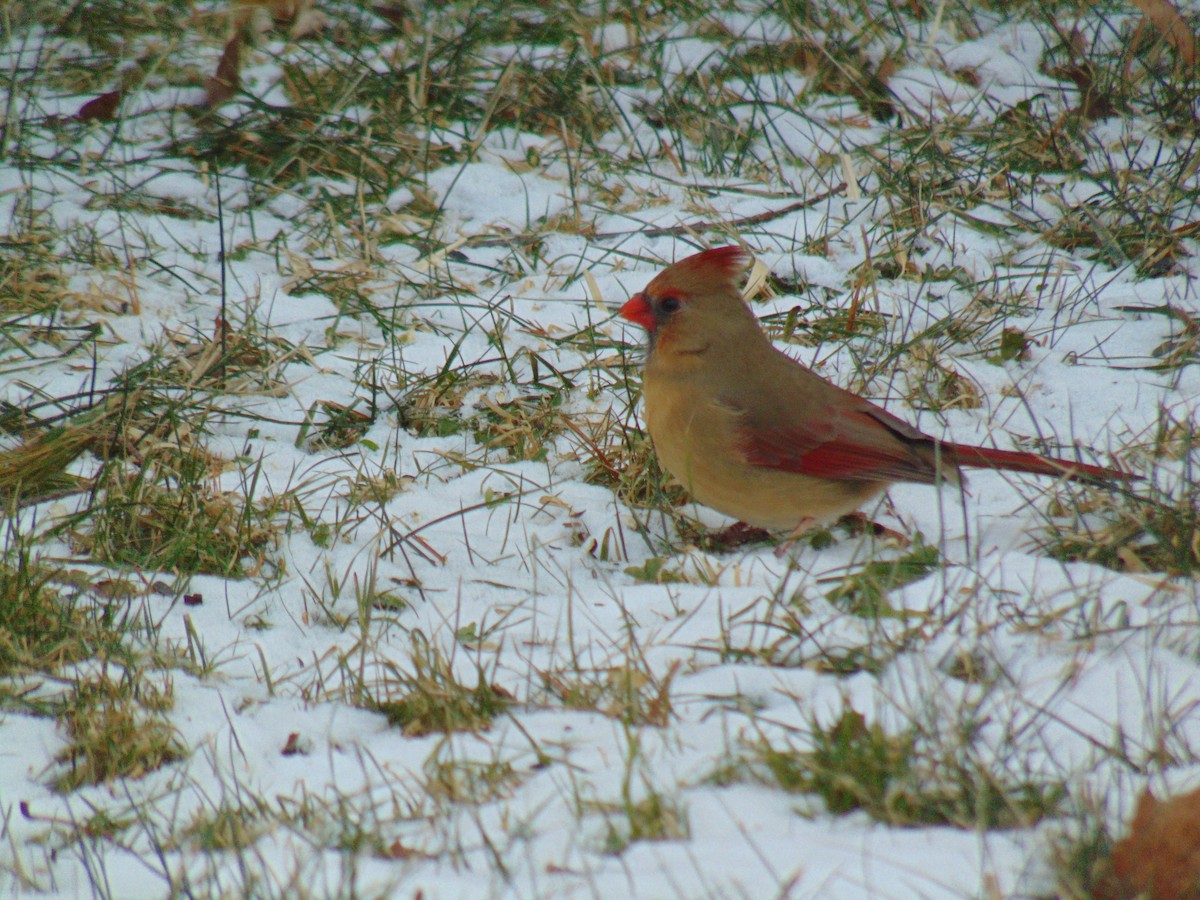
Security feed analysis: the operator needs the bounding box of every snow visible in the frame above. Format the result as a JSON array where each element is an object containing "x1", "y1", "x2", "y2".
[{"x1": 2, "y1": 1, "x2": 1199, "y2": 898}]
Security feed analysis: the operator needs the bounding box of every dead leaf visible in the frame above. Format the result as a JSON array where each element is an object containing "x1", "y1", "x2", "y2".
[
  {"x1": 373, "y1": 4, "x2": 407, "y2": 29},
  {"x1": 74, "y1": 89, "x2": 122, "y2": 123},
  {"x1": 1108, "y1": 786, "x2": 1200, "y2": 900},
  {"x1": 202, "y1": 33, "x2": 242, "y2": 110},
  {"x1": 1130, "y1": 0, "x2": 1198, "y2": 67},
  {"x1": 384, "y1": 840, "x2": 427, "y2": 860},
  {"x1": 1053, "y1": 62, "x2": 1118, "y2": 120}
]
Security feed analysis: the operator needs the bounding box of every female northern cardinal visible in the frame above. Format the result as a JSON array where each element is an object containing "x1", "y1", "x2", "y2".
[{"x1": 619, "y1": 245, "x2": 1135, "y2": 532}]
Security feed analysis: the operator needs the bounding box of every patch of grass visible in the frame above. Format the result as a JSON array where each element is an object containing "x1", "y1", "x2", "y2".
[
  {"x1": 727, "y1": 36, "x2": 896, "y2": 122},
  {"x1": 766, "y1": 302, "x2": 889, "y2": 349},
  {"x1": 489, "y1": 58, "x2": 617, "y2": 146},
  {"x1": 339, "y1": 468, "x2": 413, "y2": 508},
  {"x1": 900, "y1": 343, "x2": 982, "y2": 412},
  {"x1": 598, "y1": 790, "x2": 689, "y2": 854},
  {"x1": 986, "y1": 97, "x2": 1086, "y2": 175},
  {"x1": 300, "y1": 399, "x2": 374, "y2": 452},
  {"x1": 0, "y1": 421, "x2": 94, "y2": 505},
  {"x1": 398, "y1": 371, "x2": 498, "y2": 439},
  {"x1": 0, "y1": 534, "x2": 128, "y2": 680},
  {"x1": 750, "y1": 707, "x2": 1063, "y2": 829},
  {"x1": 805, "y1": 646, "x2": 891, "y2": 676},
  {"x1": 424, "y1": 756, "x2": 522, "y2": 806},
  {"x1": 375, "y1": 633, "x2": 512, "y2": 736},
  {"x1": 0, "y1": 236, "x2": 68, "y2": 316},
  {"x1": 472, "y1": 390, "x2": 566, "y2": 462},
  {"x1": 282, "y1": 258, "x2": 388, "y2": 320},
  {"x1": 823, "y1": 538, "x2": 941, "y2": 617},
  {"x1": 52, "y1": 672, "x2": 185, "y2": 792},
  {"x1": 1109, "y1": 305, "x2": 1200, "y2": 373},
  {"x1": 1042, "y1": 194, "x2": 1187, "y2": 278},
  {"x1": 590, "y1": 725, "x2": 689, "y2": 854},
  {"x1": 69, "y1": 451, "x2": 277, "y2": 578},
  {"x1": 1042, "y1": 476, "x2": 1200, "y2": 576},
  {"x1": 129, "y1": 321, "x2": 298, "y2": 395},
  {"x1": 543, "y1": 659, "x2": 679, "y2": 727},
  {"x1": 988, "y1": 326, "x2": 1034, "y2": 364},
  {"x1": 623, "y1": 556, "x2": 687, "y2": 584},
  {"x1": 574, "y1": 412, "x2": 689, "y2": 512},
  {"x1": 1044, "y1": 809, "x2": 1120, "y2": 900},
  {"x1": 179, "y1": 800, "x2": 271, "y2": 852}
]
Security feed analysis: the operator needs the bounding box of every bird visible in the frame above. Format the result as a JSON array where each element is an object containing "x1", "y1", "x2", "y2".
[{"x1": 618, "y1": 245, "x2": 1136, "y2": 535}]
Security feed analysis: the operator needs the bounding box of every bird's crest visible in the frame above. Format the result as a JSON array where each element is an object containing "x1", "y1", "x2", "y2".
[{"x1": 644, "y1": 246, "x2": 753, "y2": 299}]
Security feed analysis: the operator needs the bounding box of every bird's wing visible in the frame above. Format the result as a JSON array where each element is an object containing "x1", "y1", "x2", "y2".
[{"x1": 730, "y1": 389, "x2": 943, "y2": 485}]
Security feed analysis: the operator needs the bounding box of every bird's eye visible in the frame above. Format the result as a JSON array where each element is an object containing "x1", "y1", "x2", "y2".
[{"x1": 659, "y1": 296, "x2": 682, "y2": 314}]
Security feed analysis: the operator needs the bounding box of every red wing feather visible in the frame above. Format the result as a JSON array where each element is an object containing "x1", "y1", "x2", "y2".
[{"x1": 738, "y1": 409, "x2": 938, "y2": 484}]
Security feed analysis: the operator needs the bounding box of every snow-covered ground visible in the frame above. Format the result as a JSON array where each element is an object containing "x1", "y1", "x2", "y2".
[{"x1": 2, "y1": 1, "x2": 1199, "y2": 897}]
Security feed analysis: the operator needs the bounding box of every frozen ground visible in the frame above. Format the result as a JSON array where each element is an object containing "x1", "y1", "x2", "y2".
[{"x1": 1, "y1": 1, "x2": 1199, "y2": 898}]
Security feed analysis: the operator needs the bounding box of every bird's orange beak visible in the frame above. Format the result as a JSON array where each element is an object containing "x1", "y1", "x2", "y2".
[{"x1": 619, "y1": 293, "x2": 655, "y2": 332}]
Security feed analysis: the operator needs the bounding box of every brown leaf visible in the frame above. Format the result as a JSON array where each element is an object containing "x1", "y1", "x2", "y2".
[
  {"x1": 384, "y1": 840, "x2": 426, "y2": 860},
  {"x1": 373, "y1": 4, "x2": 407, "y2": 28},
  {"x1": 489, "y1": 683, "x2": 516, "y2": 700},
  {"x1": 1109, "y1": 786, "x2": 1200, "y2": 900},
  {"x1": 1053, "y1": 62, "x2": 1118, "y2": 120},
  {"x1": 1130, "y1": 0, "x2": 1198, "y2": 67},
  {"x1": 75, "y1": 89, "x2": 122, "y2": 123},
  {"x1": 202, "y1": 33, "x2": 242, "y2": 110}
]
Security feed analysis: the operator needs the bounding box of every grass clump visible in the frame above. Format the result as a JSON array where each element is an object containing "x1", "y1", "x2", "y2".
[
  {"x1": 375, "y1": 634, "x2": 511, "y2": 736},
  {"x1": 0, "y1": 535, "x2": 123, "y2": 680},
  {"x1": 180, "y1": 801, "x2": 271, "y2": 852},
  {"x1": 824, "y1": 539, "x2": 941, "y2": 617},
  {"x1": 1046, "y1": 817, "x2": 1120, "y2": 900},
  {"x1": 52, "y1": 672, "x2": 185, "y2": 792},
  {"x1": 590, "y1": 727, "x2": 689, "y2": 855},
  {"x1": 574, "y1": 413, "x2": 689, "y2": 512},
  {"x1": 1043, "y1": 478, "x2": 1200, "y2": 576},
  {"x1": 749, "y1": 707, "x2": 1063, "y2": 829},
  {"x1": 543, "y1": 659, "x2": 679, "y2": 727},
  {"x1": 598, "y1": 791, "x2": 689, "y2": 855},
  {"x1": 472, "y1": 390, "x2": 566, "y2": 463},
  {"x1": 424, "y1": 757, "x2": 522, "y2": 806},
  {"x1": 70, "y1": 454, "x2": 277, "y2": 578}
]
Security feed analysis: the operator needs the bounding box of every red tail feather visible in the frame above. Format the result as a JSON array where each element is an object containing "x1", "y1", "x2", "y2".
[{"x1": 944, "y1": 443, "x2": 1135, "y2": 483}]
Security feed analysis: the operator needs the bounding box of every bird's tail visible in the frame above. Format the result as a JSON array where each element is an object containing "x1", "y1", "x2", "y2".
[{"x1": 943, "y1": 442, "x2": 1138, "y2": 483}]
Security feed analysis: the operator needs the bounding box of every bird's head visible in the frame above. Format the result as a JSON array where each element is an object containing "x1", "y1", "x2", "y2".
[{"x1": 619, "y1": 246, "x2": 757, "y2": 353}]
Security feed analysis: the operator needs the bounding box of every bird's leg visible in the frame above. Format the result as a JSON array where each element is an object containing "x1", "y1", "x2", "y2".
[{"x1": 773, "y1": 517, "x2": 819, "y2": 557}]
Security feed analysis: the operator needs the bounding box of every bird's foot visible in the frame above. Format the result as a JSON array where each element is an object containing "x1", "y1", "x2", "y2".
[
  {"x1": 770, "y1": 514, "x2": 910, "y2": 558},
  {"x1": 834, "y1": 512, "x2": 910, "y2": 546},
  {"x1": 702, "y1": 521, "x2": 773, "y2": 551}
]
